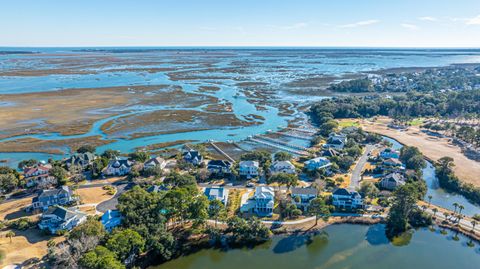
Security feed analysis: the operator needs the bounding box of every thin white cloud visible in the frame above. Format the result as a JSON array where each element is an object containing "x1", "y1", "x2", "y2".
[
  {"x1": 401, "y1": 23, "x2": 419, "y2": 30},
  {"x1": 466, "y1": 14, "x2": 480, "y2": 25},
  {"x1": 339, "y1": 19, "x2": 379, "y2": 28},
  {"x1": 282, "y1": 22, "x2": 309, "y2": 30},
  {"x1": 418, "y1": 16, "x2": 437, "y2": 22}
]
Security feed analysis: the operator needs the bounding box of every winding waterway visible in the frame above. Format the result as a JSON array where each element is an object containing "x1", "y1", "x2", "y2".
[
  {"x1": 151, "y1": 224, "x2": 480, "y2": 269},
  {"x1": 383, "y1": 137, "x2": 480, "y2": 216}
]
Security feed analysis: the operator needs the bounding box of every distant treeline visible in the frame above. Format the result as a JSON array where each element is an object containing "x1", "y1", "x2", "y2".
[{"x1": 310, "y1": 90, "x2": 480, "y2": 123}]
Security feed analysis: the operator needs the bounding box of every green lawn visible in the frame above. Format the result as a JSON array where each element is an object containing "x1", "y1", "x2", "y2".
[
  {"x1": 408, "y1": 118, "x2": 424, "y2": 126},
  {"x1": 338, "y1": 120, "x2": 360, "y2": 128}
]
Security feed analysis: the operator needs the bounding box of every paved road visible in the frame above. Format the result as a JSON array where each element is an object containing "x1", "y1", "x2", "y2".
[
  {"x1": 424, "y1": 207, "x2": 480, "y2": 233},
  {"x1": 95, "y1": 183, "x2": 133, "y2": 213},
  {"x1": 349, "y1": 144, "x2": 376, "y2": 190}
]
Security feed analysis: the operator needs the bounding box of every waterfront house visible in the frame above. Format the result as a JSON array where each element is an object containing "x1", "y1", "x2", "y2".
[
  {"x1": 323, "y1": 133, "x2": 348, "y2": 150},
  {"x1": 23, "y1": 164, "x2": 55, "y2": 188},
  {"x1": 183, "y1": 149, "x2": 203, "y2": 166},
  {"x1": 65, "y1": 152, "x2": 95, "y2": 168},
  {"x1": 204, "y1": 187, "x2": 229, "y2": 205},
  {"x1": 239, "y1": 160, "x2": 260, "y2": 179},
  {"x1": 380, "y1": 148, "x2": 400, "y2": 159},
  {"x1": 382, "y1": 158, "x2": 403, "y2": 167},
  {"x1": 291, "y1": 187, "x2": 317, "y2": 211},
  {"x1": 38, "y1": 206, "x2": 87, "y2": 234},
  {"x1": 104, "y1": 158, "x2": 134, "y2": 176},
  {"x1": 207, "y1": 160, "x2": 232, "y2": 175},
  {"x1": 101, "y1": 210, "x2": 122, "y2": 232},
  {"x1": 304, "y1": 157, "x2": 332, "y2": 171},
  {"x1": 144, "y1": 157, "x2": 166, "y2": 170},
  {"x1": 332, "y1": 188, "x2": 363, "y2": 209},
  {"x1": 321, "y1": 148, "x2": 339, "y2": 157},
  {"x1": 31, "y1": 186, "x2": 75, "y2": 211},
  {"x1": 147, "y1": 184, "x2": 168, "y2": 193},
  {"x1": 380, "y1": 172, "x2": 405, "y2": 190},
  {"x1": 254, "y1": 186, "x2": 275, "y2": 217},
  {"x1": 270, "y1": 161, "x2": 296, "y2": 175}
]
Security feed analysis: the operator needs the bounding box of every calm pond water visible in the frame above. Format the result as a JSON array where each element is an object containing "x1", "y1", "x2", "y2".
[
  {"x1": 383, "y1": 137, "x2": 480, "y2": 216},
  {"x1": 152, "y1": 224, "x2": 480, "y2": 269}
]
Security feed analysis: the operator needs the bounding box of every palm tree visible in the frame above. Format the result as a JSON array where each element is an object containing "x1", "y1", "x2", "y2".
[
  {"x1": 427, "y1": 195, "x2": 432, "y2": 207},
  {"x1": 458, "y1": 205, "x2": 464, "y2": 215},
  {"x1": 421, "y1": 205, "x2": 427, "y2": 212},
  {"x1": 432, "y1": 208, "x2": 438, "y2": 218},
  {"x1": 457, "y1": 214, "x2": 463, "y2": 226},
  {"x1": 6, "y1": 231, "x2": 15, "y2": 243},
  {"x1": 443, "y1": 212, "x2": 450, "y2": 222},
  {"x1": 452, "y1": 202, "x2": 459, "y2": 214},
  {"x1": 471, "y1": 220, "x2": 477, "y2": 233}
]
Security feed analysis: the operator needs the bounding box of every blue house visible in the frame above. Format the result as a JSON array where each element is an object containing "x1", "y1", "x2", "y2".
[
  {"x1": 101, "y1": 210, "x2": 122, "y2": 232},
  {"x1": 304, "y1": 157, "x2": 332, "y2": 171},
  {"x1": 380, "y1": 148, "x2": 400, "y2": 159}
]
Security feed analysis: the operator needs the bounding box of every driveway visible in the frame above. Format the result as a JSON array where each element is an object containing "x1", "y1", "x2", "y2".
[
  {"x1": 349, "y1": 144, "x2": 375, "y2": 190},
  {"x1": 96, "y1": 183, "x2": 132, "y2": 213}
]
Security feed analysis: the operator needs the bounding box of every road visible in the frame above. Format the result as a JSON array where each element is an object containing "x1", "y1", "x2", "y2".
[
  {"x1": 96, "y1": 183, "x2": 132, "y2": 213},
  {"x1": 424, "y1": 207, "x2": 480, "y2": 233},
  {"x1": 349, "y1": 144, "x2": 376, "y2": 190}
]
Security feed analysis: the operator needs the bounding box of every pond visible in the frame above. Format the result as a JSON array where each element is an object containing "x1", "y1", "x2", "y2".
[{"x1": 151, "y1": 224, "x2": 480, "y2": 269}]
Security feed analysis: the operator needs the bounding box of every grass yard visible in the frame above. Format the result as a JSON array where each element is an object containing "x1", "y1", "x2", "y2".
[
  {"x1": 75, "y1": 186, "x2": 115, "y2": 205},
  {"x1": 0, "y1": 198, "x2": 33, "y2": 221},
  {"x1": 338, "y1": 119, "x2": 360, "y2": 128}
]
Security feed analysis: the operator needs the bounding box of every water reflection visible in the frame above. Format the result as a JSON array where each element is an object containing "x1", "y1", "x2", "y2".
[
  {"x1": 365, "y1": 224, "x2": 389, "y2": 245},
  {"x1": 273, "y1": 231, "x2": 328, "y2": 254}
]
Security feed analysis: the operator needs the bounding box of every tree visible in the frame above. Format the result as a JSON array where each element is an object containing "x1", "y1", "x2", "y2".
[
  {"x1": 101, "y1": 149, "x2": 120, "y2": 159},
  {"x1": 163, "y1": 172, "x2": 197, "y2": 190},
  {"x1": 274, "y1": 152, "x2": 292, "y2": 162},
  {"x1": 471, "y1": 220, "x2": 477, "y2": 233},
  {"x1": 106, "y1": 229, "x2": 145, "y2": 262},
  {"x1": 50, "y1": 166, "x2": 68, "y2": 185},
  {"x1": 432, "y1": 208, "x2": 438, "y2": 218},
  {"x1": 268, "y1": 173, "x2": 298, "y2": 189},
  {"x1": 77, "y1": 145, "x2": 96, "y2": 154},
  {"x1": 427, "y1": 195, "x2": 432, "y2": 207},
  {"x1": 226, "y1": 216, "x2": 270, "y2": 244},
  {"x1": 386, "y1": 184, "x2": 419, "y2": 237},
  {"x1": 452, "y1": 202, "x2": 459, "y2": 214},
  {"x1": 68, "y1": 217, "x2": 106, "y2": 242},
  {"x1": 240, "y1": 150, "x2": 271, "y2": 167},
  {"x1": 0, "y1": 173, "x2": 20, "y2": 193},
  {"x1": 208, "y1": 199, "x2": 227, "y2": 228},
  {"x1": 128, "y1": 151, "x2": 150, "y2": 162},
  {"x1": 6, "y1": 231, "x2": 15, "y2": 243},
  {"x1": 458, "y1": 205, "x2": 464, "y2": 215},
  {"x1": 80, "y1": 246, "x2": 125, "y2": 269},
  {"x1": 308, "y1": 197, "x2": 332, "y2": 225},
  {"x1": 358, "y1": 182, "x2": 379, "y2": 198},
  {"x1": 17, "y1": 159, "x2": 37, "y2": 170}
]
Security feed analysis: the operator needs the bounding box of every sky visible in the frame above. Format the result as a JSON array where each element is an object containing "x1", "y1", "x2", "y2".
[{"x1": 1, "y1": 0, "x2": 480, "y2": 47}]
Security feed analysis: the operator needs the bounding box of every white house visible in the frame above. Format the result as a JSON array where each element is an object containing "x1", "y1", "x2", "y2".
[
  {"x1": 104, "y1": 158, "x2": 134, "y2": 176},
  {"x1": 144, "y1": 157, "x2": 166, "y2": 170},
  {"x1": 380, "y1": 172, "x2": 405, "y2": 190},
  {"x1": 183, "y1": 149, "x2": 203, "y2": 166},
  {"x1": 304, "y1": 157, "x2": 332, "y2": 171},
  {"x1": 270, "y1": 161, "x2": 296, "y2": 175},
  {"x1": 239, "y1": 160, "x2": 260, "y2": 179},
  {"x1": 291, "y1": 187, "x2": 317, "y2": 211},
  {"x1": 24, "y1": 164, "x2": 55, "y2": 188},
  {"x1": 38, "y1": 206, "x2": 87, "y2": 234},
  {"x1": 254, "y1": 186, "x2": 275, "y2": 217},
  {"x1": 332, "y1": 188, "x2": 363, "y2": 209},
  {"x1": 204, "y1": 187, "x2": 229, "y2": 206}
]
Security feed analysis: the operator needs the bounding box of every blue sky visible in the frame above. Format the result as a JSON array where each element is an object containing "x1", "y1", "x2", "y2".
[{"x1": 1, "y1": 0, "x2": 480, "y2": 47}]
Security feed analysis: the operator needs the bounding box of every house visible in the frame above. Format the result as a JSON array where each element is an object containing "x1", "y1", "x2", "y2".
[
  {"x1": 321, "y1": 148, "x2": 339, "y2": 157},
  {"x1": 204, "y1": 187, "x2": 229, "y2": 205},
  {"x1": 144, "y1": 157, "x2": 166, "y2": 170},
  {"x1": 332, "y1": 188, "x2": 363, "y2": 209},
  {"x1": 239, "y1": 160, "x2": 260, "y2": 179},
  {"x1": 23, "y1": 164, "x2": 55, "y2": 188},
  {"x1": 254, "y1": 186, "x2": 275, "y2": 217},
  {"x1": 270, "y1": 161, "x2": 296, "y2": 175},
  {"x1": 380, "y1": 148, "x2": 400, "y2": 159},
  {"x1": 324, "y1": 133, "x2": 348, "y2": 150},
  {"x1": 147, "y1": 184, "x2": 168, "y2": 193},
  {"x1": 291, "y1": 187, "x2": 317, "y2": 211},
  {"x1": 304, "y1": 157, "x2": 331, "y2": 171},
  {"x1": 65, "y1": 152, "x2": 95, "y2": 168},
  {"x1": 38, "y1": 206, "x2": 87, "y2": 234},
  {"x1": 380, "y1": 172, "x2": 405, "y2": 190},
  {"x1": 101, "y1": 210, "x2": 122, "y2": 232},
  {"x1": 382, "y1": 158, "x2": 403, "y2": 167},
  {"x1": 207, "y1": 160, "x2": 232, "y2": 175},
  {"x1": 104, "y1": 158, "x2": 134, "y2": 176},
  {"x1": 31, "y1": 186, "x2": 75, "y2": 211},
  {"x1": 183, "y1": 149, "x2": 203, "y2": 166}
]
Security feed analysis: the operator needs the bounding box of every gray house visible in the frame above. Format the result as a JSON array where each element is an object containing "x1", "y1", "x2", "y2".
[
  {"x1": 31, "y1": 186, "x2": 75, "y2": 211},
  {"x1": 38, "y1": 206, "x2": 87, "y2": 234},
  {"x1": 65, "y1": 152, "x2": 95, "y2": 168},
  {"x1": 291, "y1": 187, "x2": 318, "y2": 211}
]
